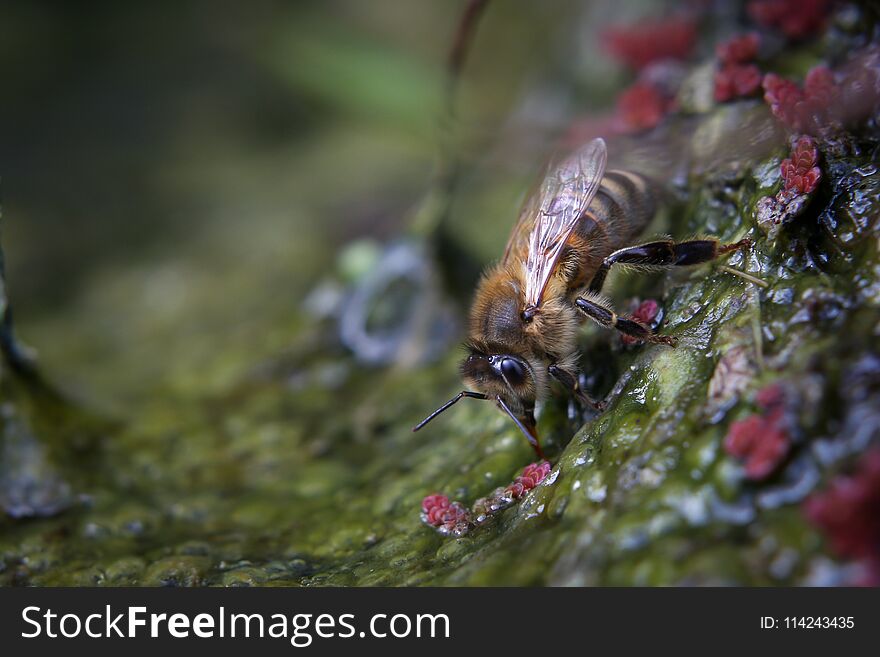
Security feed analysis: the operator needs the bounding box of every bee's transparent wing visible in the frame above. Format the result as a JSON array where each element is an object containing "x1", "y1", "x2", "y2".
[{"x1": 523, "y1": 138, "x2": 607, "y2": 310}]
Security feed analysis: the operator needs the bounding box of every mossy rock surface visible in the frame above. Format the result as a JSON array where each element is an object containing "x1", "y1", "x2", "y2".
[{"x1": 1, "y1": 6, "x2": 879, "y2": 587}]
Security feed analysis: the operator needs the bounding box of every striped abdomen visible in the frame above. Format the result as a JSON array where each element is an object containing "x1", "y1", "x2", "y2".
[{"x1": 560, "y1": 169, "x2": 656, "y2": 292}]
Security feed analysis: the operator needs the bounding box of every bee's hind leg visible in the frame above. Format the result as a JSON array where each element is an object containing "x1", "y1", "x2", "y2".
[
  {"x1": 587, "y1": 237, "x2": 751, "y2": 293},
  {"x1": 548, "y1": 364, "x2": 606, "y2": 412},
  {"x1": 575, "y1": 294, "x2": 677, "y2": 347}
]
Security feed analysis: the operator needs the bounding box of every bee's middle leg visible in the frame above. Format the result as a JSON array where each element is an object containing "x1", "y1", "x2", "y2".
[
  {"x1": 548, "y1": 364, "x2": 605, "y2": 411},
  {"x1": 575, "y1": 294, "x2": 677, "y2": 347}
]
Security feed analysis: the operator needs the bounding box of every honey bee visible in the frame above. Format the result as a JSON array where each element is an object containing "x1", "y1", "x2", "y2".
[{"x1": 413, "y1": 138, "x2": 749, "y2": 458}]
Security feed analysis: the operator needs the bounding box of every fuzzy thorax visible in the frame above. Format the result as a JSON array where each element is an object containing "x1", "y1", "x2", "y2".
[{"x1": 462, "y1": 264, "x2": 581, "y2": 410}]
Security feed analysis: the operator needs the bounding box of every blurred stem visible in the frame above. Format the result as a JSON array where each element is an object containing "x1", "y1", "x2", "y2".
[
  {"x1": 410, "y1": 0, "x2": 491, "y2": 241},
  {"x1": 0, "y1": 201, "x2": 61, "y2": 398}
]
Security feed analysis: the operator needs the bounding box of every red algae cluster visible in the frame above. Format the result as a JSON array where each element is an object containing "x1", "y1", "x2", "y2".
[
  {"x1": 716, "y1": 32, "x2": 760, "y2": 64},
  {"x1": 614, "y1": 81, "x2": 676, "y2": 133},
  {"x1": 755, "y1": 134, "x2": 823, "y2": 237},
  {"x1": 754, "y1": 51, "x2": 880, "y2": 238},
  {"x1": 723, "y1": 383, "x2": 793, "y2": 480},
  {"x1": 763, "y1": 66, "x2": 837, "y2": 136},
  {"x1": 472, "y1": 459, "x2": 551, "y2": 523},
  {"x1": 599, "y1": 14, "x2": 698, "y2": 133},
  {"x1": 803, "y1": 449, "x2": 880, "y2": 586},
  {"x1": 780, "y1": 136, "x2": 821, "y2": 194},
  {"x1": 747, "y1": 0, "x2": 831, "y2": 40},
  {"x1": 421, "y1": 493, "x2": 451, "y2": 523},
  {"x1": 505, "y1": 460, "x2": 551, "y2": 499},
  {"x1": 763, "y1": 51, "x2": 880, "y2": 137},
  {"x1": 585, "y1": 0, "x2": 877, "y2": 142},
  {"x1": 601, "y1": 16, "x2": 696, "y2": 71},
  {"x1": 715, "y1": 33, "x2": 762, "y2": 102},
  {"x1": 421, "y1": 494, "x2": 470, "y2": 536},
  {"x1": 421, "y1": 460, "x2": 552, "y2": 537}
]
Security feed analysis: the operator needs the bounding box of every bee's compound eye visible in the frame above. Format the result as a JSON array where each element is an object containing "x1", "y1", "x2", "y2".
[{"x1": 500, "y1": 358, "x2": 526, "y2": 387}]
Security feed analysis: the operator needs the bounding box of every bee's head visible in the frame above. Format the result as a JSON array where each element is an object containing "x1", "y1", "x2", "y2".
[
  {"x1": 411, "y1": 341, "x2": 544, "y2": 458},
  {"x1": 459, "y1": 342, "x2": 536, "y2": 416}
]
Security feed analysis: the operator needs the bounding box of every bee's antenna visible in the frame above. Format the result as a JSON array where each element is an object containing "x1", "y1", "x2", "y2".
[{"x1": 412, "y1": 390, "x2": 488, "y2": 431}]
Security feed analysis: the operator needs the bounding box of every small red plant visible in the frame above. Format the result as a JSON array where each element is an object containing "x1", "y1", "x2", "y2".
[
  {"x1": 421, "y1": 494, "x2": 450, "y2": 525},
  {"x1": 763, "y1": 74, "x2": 800, "y2": 126},
  {"x1": 803, "y1": 449, "x2": 880, "y2": 586},
  {"x1": 716, "y1": 33, "x2": 760, "y2": 64},
  {"x1": 422, "y1": 493, "x2": 468, "y2": 524},
  {"x1": 715, "y1": 33, "x2": 763, "y2": 103},
  {"x1": 723, "y1": 383, "x2": 792, "y2": 480},
  {"x1": 422, "y1": 461, "x2": 553, "y2": 535},
  {"x1": 614, "y1": 81, "x2": 675, "y2": 133},
  {"x1": 602, "y1": 16, "x2": 696, "y2": 71},
  {"x1": 762, "y1": 65, "x2": 850, "y2": 136},
  {"x1": 780, "y1": 136, "x2": 821, "y2": 194},
  {"x1": 755, "y1": 382, "x2": 786, "y2": 410},
  {"x1": 505, "y1": 460, "x2": 552, "y2": 500},
  {"x1": 621, "y1": 299, "x2": 661, "y2": 346},
  {"x1": 747, "y1": 0, "x2": 831, "y2": 40},
  {"x1": 716, "y1": 64, "x2": 763, "y2": 103},
  {"x1": 724, "y1": 416, "x2": 790, "y2": 480},
  {"x1": 754, "y1": 134, "x2": 823, "y2": 237},
  {"x1": 421, "y1": 494, "x2": 450, "y2": 524},
  {"x1": 421, "y1": 493, "x2": 471, "y2": 534}
]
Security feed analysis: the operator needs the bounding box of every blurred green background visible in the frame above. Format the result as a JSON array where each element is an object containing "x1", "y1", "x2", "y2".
[{"x1": 0, "y1": 0, "x2": 630, "y2": 407}]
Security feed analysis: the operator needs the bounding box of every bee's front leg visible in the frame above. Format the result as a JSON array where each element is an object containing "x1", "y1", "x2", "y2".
[{"x1": 548, "y1": 364, "x2": 606, "y2": 411}]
